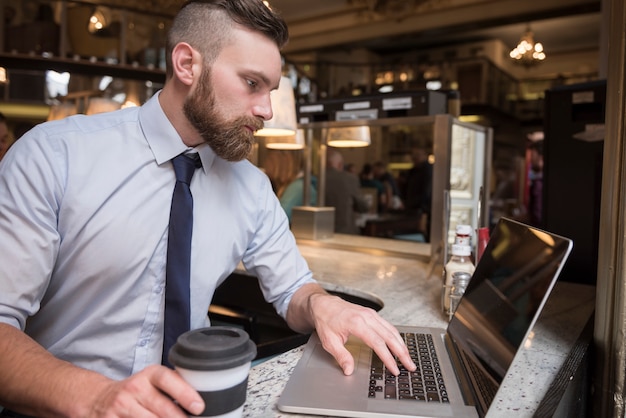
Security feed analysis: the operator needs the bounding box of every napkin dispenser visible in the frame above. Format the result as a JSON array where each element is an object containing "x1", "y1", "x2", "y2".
[{"x1": 291, "y1": 206, "x2": 335, "y2": 240}]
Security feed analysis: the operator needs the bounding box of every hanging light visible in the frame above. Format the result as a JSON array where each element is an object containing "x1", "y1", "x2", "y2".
[
  {"x1": 87, "y1": 7, "x2": 120, "y2": 37},
  {"x1": 509, "y1": 24, "x2": 546, "y2": 67},
  {"x1": 264, "y1": 129, "x2": 305, "y2": 150},
  {"x1": 88, "y1": 9, "x2": 108, "y2": 33},
  {"x1": 255, "y1": 75, "x2": 297, "y2": 137},
  {"x1": 0, "y1": 67, "x2": 8, "y2": 85},
  {"x1": 327, "y1": 126, "x2": 371, "y2": 148}
]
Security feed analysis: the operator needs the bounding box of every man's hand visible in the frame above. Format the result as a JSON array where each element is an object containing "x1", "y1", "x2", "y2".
[
  {"x1": 88, "y1": 365, "x2": 205, "y2": 418},
  {"x1": 286, "y1": 283, "x2": 416, "y2": 376},
  {"x1": 0, "y1": 324, "x2": 204, "y2": 418}
]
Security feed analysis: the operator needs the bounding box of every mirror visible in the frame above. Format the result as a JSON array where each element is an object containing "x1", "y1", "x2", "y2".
[{"x1": 259, "y1": 115, "x2": 491, "y2": 259}]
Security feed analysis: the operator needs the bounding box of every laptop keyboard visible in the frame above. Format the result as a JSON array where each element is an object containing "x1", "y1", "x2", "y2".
[{"x1": 368, "y1": 332, "x2": 449, "y2": 403}]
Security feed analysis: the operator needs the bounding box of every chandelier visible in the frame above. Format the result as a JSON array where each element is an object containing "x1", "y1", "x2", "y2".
[{"x1": 509, "y1": 25, "x2": 546, "y2": 67}]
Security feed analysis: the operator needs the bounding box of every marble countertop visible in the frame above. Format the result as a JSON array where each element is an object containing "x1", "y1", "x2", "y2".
[{"x1": 242, "y1": 235, "x2": 595, "y2": 418}]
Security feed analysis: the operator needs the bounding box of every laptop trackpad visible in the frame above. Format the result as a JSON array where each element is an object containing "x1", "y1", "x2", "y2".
[{"x1": 307, "y1": 342, "x2": 365, "y2": 371}]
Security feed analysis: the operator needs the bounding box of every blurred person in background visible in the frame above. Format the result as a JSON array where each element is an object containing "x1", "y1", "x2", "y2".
[
  {"x1": 359, "y1": 163, "x2": 387, "y2": 213},
  {"x1": 325, "y1": 149, "x2": 369, "y2": 234},
  {"x1": 263, "y1": 149, "x2": 317, "y2": 221},
  {"x1": 402, "y1": 147, "x2": 433, "y2": 237},
  {"x1": 373, "y1": 161, "x2": 403, "y2": 211}
]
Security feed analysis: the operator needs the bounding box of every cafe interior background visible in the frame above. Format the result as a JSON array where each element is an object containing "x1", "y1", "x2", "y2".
[
  {"x1": 0, "y1": 0, "x2": 605, "y2": 248},
  {"x1": 3, "y1": 0, "x2": 626, "y2": 415}
]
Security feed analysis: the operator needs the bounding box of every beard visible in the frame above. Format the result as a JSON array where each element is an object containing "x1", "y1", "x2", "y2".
[{"x1": 183, "y1": 67, "x2": 264, "y2": 162}]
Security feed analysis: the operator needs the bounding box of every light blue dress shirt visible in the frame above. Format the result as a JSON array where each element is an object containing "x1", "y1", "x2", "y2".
[{"x1": 0, "y1": 92, "x2": 315, "y2": 380}]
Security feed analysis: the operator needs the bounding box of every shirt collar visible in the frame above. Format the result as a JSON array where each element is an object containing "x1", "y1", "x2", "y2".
[{"x1": 138, "y1": 91, "x2": 216, "y2": 174}]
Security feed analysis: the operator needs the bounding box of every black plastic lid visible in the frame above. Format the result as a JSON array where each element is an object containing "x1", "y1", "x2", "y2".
[{"x1": 168, "y1": 327, "x2": 257, "y2": 371}]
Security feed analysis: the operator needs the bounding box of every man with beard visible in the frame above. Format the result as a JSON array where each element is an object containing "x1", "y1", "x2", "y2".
[{"x1": 0, "y1": 1, "x2": 415, "y2": 417}]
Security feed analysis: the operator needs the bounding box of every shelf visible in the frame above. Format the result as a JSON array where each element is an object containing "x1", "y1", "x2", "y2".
[{"x1": 0, "y1": 53, "x2": 166, "y2": 83}]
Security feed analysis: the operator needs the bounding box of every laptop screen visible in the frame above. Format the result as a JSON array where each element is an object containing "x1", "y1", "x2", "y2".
[{"x1": 447, "y1": 218, "x2": 572, "y2": 386}]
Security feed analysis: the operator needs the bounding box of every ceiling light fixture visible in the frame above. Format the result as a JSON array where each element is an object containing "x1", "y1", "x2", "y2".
[
  {"x1": 509, "y1": 24, "x2": 546, "y2": 67},
  {"x1": 327, "y1": 126, "x2": 371, "y2": 148},
  {"x1": 263, "y1": 129, "x2": 305, "y2": 150},
  {"x1": 88, "y1": 9, "x2": 107, "y2": 32},
  {"x1": 87, "y1": 7, "x2": 120, "y2": 37}
]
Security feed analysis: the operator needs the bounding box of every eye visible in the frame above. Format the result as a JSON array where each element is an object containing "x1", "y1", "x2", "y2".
[{"x1": 246, "y1": 79, "x2": 258, "y2": 89}]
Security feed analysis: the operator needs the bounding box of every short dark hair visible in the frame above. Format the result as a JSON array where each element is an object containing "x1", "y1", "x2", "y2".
[
  {"x1": 166, "y1": 0, "x2": 289, "y2": 78},
  {"x1": 0, "y1": 112, "x2": 6, "y2": 124}
]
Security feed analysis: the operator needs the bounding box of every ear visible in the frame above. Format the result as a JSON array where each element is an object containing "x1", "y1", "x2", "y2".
[{"x1": 170, "y1": 42, "x2": 202, "y2": 86}]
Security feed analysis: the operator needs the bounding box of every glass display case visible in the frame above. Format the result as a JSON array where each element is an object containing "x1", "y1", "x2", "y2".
[
  {"x1": 296, "y1": 114, "x2": 492, "y2": 261},
  {"x1": 432, "y1": 117, "x2": 492, "y2": 262}
]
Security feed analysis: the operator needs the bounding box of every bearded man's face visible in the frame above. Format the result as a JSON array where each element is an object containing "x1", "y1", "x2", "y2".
[{"x1": 183, "y1": 66, "x2": 263, "y2": 162}]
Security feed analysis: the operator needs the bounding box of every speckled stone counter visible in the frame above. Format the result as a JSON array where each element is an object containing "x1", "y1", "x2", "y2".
[{"x1": 242, "y1": 235, "x2": 595, "y2": 418}]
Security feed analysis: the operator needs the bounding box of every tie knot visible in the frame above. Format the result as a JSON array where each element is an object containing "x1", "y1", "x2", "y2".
[{"x1": 172, "y1": 153, "x2": 201, "y2": 185}]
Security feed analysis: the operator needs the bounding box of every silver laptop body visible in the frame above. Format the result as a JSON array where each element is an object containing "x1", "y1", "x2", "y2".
[{"x1": 277, "y1": 218, "x2": 573, "y2": 418}]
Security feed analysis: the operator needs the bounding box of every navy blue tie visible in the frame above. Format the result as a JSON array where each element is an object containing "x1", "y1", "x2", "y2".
[{"x1": 162, "y1": 153, "x2": 201, "y2": 367}]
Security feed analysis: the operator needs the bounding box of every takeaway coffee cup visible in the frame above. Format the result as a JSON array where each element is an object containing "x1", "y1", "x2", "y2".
[{"x1": 169, "y1": 326, "x2": 257, "y2": 418}]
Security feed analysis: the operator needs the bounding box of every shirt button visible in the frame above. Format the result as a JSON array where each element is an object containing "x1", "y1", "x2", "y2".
[{"x1": 139, "y1": 339, "x2": 148, "y2": 347}]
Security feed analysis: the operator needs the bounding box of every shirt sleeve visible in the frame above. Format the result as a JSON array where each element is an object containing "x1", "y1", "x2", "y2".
[
  {"x1": 240, "y1": 173, "x2": 315, "y2": 319},
  {"x1": 0, "y1": 126, "x2": 64, "y2": 329}
]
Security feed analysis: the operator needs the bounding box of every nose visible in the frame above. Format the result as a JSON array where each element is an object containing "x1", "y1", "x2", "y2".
[{"x1": 252, "y1": 93, "x2": 273, "y2": 121}]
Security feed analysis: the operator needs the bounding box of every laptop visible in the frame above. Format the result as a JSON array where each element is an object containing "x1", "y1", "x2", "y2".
[{"x1": 277, "y1": 217, "x2": 573, "y2": 418}]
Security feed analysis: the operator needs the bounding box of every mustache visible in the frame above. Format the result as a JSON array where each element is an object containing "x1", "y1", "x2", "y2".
[{"x1": 249, "y1": 117, "x2": 265, "y2": 132}]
